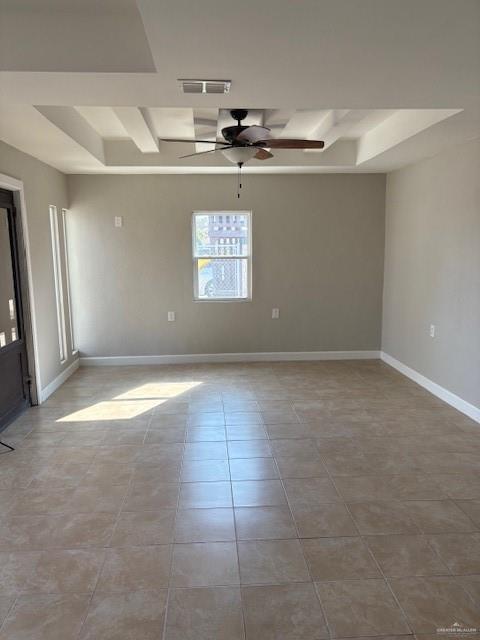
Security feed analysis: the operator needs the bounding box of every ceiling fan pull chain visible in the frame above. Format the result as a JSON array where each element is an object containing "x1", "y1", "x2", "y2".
[{"x1": 237, "y1": 161, "x2": 243, "y2": 199}]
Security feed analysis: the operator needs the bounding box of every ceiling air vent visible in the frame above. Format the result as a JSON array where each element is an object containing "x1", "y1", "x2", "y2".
[{"x1": 178, "y1": 79, "x2": 231, "y2": 95}]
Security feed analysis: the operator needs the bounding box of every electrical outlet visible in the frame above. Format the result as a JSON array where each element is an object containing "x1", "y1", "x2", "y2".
[
  {"x1": 272, "y1": 308, "x2": 280, "y2": 319},
  {"x1": 167, "y1": 311, "x2": 176, "y2": 322},
  {"x1": 430, "y1": 324, "x2": 436, "y2": 338},
  {"x1": 114, "y1": 216, "x2": 123, "y2": 228}
]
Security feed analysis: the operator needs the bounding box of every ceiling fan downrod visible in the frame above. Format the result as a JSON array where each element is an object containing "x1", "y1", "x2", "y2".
[{"x1": 230, "y1": 109, "x2": 248, "y2": 127}]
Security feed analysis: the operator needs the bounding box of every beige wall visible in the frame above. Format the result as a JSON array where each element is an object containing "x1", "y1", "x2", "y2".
[
  {"x1": 0, "y1": 140, "x2": 76, "y2": 394},
  {"x1": 66, "y1": 173, "x2": 386, "y2": 357},
  {"x1": 383, "y1": 139, "x2": 480, "y2": 408}
]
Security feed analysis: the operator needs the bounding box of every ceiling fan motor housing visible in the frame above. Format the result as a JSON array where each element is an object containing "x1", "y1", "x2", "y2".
[
  {"x1": 222, "y1": 109, "x2": 251, "y2": 144},
  {"x1": 222, "y1": 125, "x2": 249, "y2": 144}
]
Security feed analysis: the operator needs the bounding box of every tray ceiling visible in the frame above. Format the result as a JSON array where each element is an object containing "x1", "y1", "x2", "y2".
[{"x1": 0, "y1": 0, "x2": 478, "y2": 174}]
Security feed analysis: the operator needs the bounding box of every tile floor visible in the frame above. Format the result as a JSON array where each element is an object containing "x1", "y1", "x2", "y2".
[{"x1": 0, "y1": 360, "x2": 479, "y2": 639}]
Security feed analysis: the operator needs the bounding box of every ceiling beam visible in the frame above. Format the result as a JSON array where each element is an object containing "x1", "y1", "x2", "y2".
[
  {"x1": 193, "y1": 108, "x2": 218, "y2": 153},
  {"x1": 356, "y1": 109, "x2": 462, "y2": 165},
  {"x1": 74, "y1": 106, "x2": 128, "y2": 138},
  {"x1": 278, "y1": 109, "x2": 373, "y2": 151},
  {"x1": 280, "y1": 110, "x2": 330, "y2": 138},
  {"x1": 279, "y1": 110, "x2": 367, "y2": 150},
  {"x1": 263, "y1": 110, "x2": 294, "y2": 136},
  {"x1": 113, "y1": 107, "x2": 159, "y2": 153},
  {"x1": 0, "y1": 104, "x2": 105, "y2": 173},
  {"x1": 34, "y1": 105, "x2": 105, "y2": 163},
  {"x1": 316, "y1": 110, "x2": 374, "y2": 150}
]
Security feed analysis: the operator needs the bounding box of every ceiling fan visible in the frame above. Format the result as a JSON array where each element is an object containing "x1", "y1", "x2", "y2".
[{"x1": 161, "y1": 109, "x2": 325, "y2": 164}]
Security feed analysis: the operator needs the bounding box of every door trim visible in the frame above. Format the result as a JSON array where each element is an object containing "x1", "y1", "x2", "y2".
[{"x1": 0, "y1": 173, "x2": 40, "y2": 404}]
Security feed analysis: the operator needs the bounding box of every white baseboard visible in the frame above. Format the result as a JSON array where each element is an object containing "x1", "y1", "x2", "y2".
[
  {"x1": 38, "y1": 358, "x2": 80, "y2": 404},
  {"x1": 80, "y1": 350, "x2": 380, "y2": 367},
  {"x1": 381, "y1": 351, "x2": 480, "y2": 424}
]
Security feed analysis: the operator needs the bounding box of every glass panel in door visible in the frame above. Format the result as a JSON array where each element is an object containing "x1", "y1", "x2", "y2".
[{"x1": 0, "y1": 207, "x2": 19, "y2": 348}]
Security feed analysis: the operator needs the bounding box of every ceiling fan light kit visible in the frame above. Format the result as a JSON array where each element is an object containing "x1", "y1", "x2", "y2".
[{"x1": 221, "y1": 146, "x2": 258, "y2": 164}]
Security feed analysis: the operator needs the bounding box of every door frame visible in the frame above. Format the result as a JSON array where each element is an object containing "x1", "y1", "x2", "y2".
[{"x1": 0, "y1": 173, "x2": 40, "y2": 405}]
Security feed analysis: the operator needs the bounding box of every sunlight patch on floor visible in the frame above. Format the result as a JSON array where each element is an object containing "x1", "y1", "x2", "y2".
[
  {"x1": 56, "y1": 381, "x2": 203, "y2": 421},
  {"x1": 56, "y1": 399, "x2": 163, "y2": 421},
  {"x1": 114, "y1": 381, "x2": 202, "y2": 400}
]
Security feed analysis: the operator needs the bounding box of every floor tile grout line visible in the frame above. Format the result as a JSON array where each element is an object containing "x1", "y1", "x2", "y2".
[
  {"x1": 275, "y1": 449, "x2": 334, "y2": 639},
  {"x1": 73, "y1": 457, "x2": 137, "y2": 640},
  {"x1": 321, "y1": 446, "x2": 416, "y2": 636},
  {"x1": 162, "y1": 439, "x2": 194, "y2": 640},
  {"x1": 0, "y1": 594, "x2": 19, "y2": 635},
  {"x1": 226, "y1": 415, "x2": 248, "y2": 640},
  {"x1": 449, "y1": 497, "x2": 480, "y2": 531},
  {"x1": 448, "y1": 574, "x2": 480, "y2": 610},
  {"x1": 341, "y1": 497, "x2": 415, "y2": 635},
  {"x1": 7, "y1": 573, "x2": 477, "y2": 595},
  {"x1": 421, "y1": 534, "x2": 456, "y2": 578},
  {"x1": 272, "y1": 373, "x2": 333, "y2": 639},
  {"x1": 139, "y1": 407, "x2": 154, "y2": 447},
  {"x1": 307, "y1": 441, "x2": 358, "y2": 638}
]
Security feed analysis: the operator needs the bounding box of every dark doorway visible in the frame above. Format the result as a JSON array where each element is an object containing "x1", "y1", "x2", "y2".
[{"x1": 0, "y1": 188, "x2": 31, "y2": 435}]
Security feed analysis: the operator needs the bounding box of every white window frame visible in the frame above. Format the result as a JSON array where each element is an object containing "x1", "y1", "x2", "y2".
[
  {"x1": 61, "y1": 208, "x2": 77, "y2": 355},
  {"x1": 192, "y1": 210, "x2": 252, "y2": 302},
  {"x1": 49, "y1": 205, "x2": 67, "y2": 363}
]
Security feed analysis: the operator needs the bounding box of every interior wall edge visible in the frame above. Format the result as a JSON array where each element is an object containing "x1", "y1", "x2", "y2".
[
  {"x1": 381, "y1": 351, "x2": 480, "y2": 424},
  {"x1": 38, "y1": 357, "x2": 79, "y2": 404}
]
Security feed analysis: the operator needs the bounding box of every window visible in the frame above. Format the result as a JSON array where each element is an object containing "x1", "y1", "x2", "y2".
[
  {"x1": 192, "y1": 211, "x2": 251, "y2": 300},
  {"x1": 62, "y1": 209, "x2": 76, "y2": 354},
  {"x1": 49, "y1": 205, "x2": 67, "y2": 362}
]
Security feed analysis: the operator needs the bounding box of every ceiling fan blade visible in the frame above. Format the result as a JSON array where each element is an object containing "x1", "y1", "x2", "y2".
[
  {"x1": 236, "y1": 125, "x2": 271, "y2": 144},
  {"x1": 179, "y1": 146, "x2": 232, "y2": 159},
  {"x1": 254, "y1": 148, "x2": 274, "y2": 160},
  {"x1": 162, "y1": 138, "x2": 230, "y2": 145},
  {"x1": 256, "y1": 139, "x2": 325, "y2": 149}
]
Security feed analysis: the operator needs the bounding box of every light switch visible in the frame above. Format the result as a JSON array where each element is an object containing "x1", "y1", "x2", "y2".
[
  {"x1": 272, "y1": 308, "x2": 280, "y2": 319},
  {"x1": 429, "y1": 324, "x2": 436, "y2": 338},
  {"x1": 114, "y1": 216, "x2": 123, "y2": 228},
  {"x1": 168, "y1": 311, "x2": 176, "y2": 322}
]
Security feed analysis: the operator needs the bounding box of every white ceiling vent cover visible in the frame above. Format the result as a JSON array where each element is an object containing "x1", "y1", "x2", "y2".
[{"x1": 178, "y1": 79, "x2": 231, "y2": 94}]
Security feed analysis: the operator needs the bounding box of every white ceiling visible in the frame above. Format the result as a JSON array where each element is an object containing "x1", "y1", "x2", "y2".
[{"x1": 0, "y1": 0, "x2": 479, "y2": 174}]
